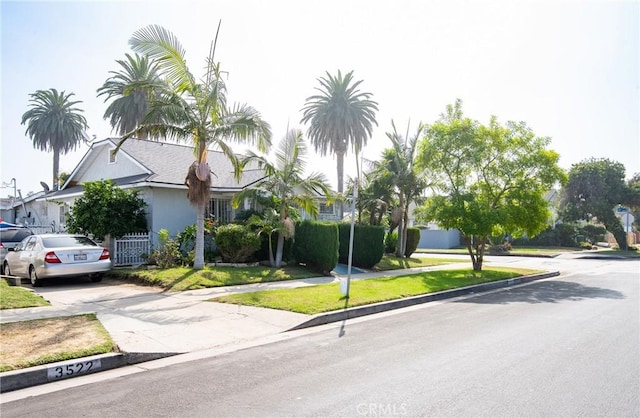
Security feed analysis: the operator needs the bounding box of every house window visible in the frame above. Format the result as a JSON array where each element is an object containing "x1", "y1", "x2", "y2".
[
  {"x1": 319, "y1": 202, "x2": 334, "y2": 215},
  {"x1": 59, "y1": 205, "x2": 69, "y2": 224},
  {"x1": 109, "y1": 149, "x2": 117, "y2": 164},
  {"x1": 207, "y1": 198, "x2": 233, "y2": 224}
]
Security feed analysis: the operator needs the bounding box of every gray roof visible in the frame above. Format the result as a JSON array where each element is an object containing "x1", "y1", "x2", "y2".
[{"x1": 117, "y1": 138, "x2": 266, "y2": 189}]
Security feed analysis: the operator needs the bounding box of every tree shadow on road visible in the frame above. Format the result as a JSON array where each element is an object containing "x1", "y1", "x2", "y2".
[{"x1": 457, "y1": 280, "x2": 625, "y2": 305}]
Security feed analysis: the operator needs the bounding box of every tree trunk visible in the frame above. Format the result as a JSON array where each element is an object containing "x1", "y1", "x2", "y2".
[
  {"x1": 267, "y1": 232, "x2": 275, "y2": 267},
  {"x1": 464, "y1": 235, "x2": 485, "y2": 271},
  {"x1": 193, "y1": 202, "x2": 205, "y2": 269},
  {"x1": 274, "y1": 232, "x2": 285, "y2": 268},
  {"x1": 53, "y1": 148, "x2": 60, "y2": 191},
  {"x1": 336, "y1": 150, "x2": 345, "y2": 219},
  {"x1": 603, "y1": 213, "x2": 629, "y2": 250},
  {"x1": 395, "y1": 194, "x2": 406, "y2": 257}
]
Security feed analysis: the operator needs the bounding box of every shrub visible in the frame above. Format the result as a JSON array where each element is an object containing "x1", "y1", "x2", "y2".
[
  {"x1": 384, "y1": 231, "x2": 398, "y2": 254},
  {"x1": 294, "y1": 221, "x2": 338, "y2": 275},
  {"x1": 404, "y1": 227, "x2": 421, "y2": 257},
  {"x1": 215, "y1": 224, "x2": 261, "y2": 263},
  {"x1": 147, "y1": 229, "x2": 182, "y2": 268},
  {"x1": 338, "y1": 224, "x2": 385, "y2": 268},
  {"x1": 513, "y1": 223, "x2": 579, "y2": 247}
]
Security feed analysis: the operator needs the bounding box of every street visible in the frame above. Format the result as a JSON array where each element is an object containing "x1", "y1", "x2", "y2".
[{"x1": 2, "y1": 256, "x2": 639, "y2": 417}]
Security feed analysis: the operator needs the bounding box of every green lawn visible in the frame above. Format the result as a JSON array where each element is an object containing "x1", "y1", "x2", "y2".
[
  {"x1": 111, "y1": 264, "x2": 319, "y2": 292},
  {"x1": 212, "y1": 267, "x2": 541, "y2": 314},
  {"x1": 0, "y1": 279, "x2": 50, "y2": 309},
  {"x1": 111, "y1": 255, "x2": 462, "y2": 292},
  {"x1": 372, "y1": 255, "x2": 466, "y2": 270}
]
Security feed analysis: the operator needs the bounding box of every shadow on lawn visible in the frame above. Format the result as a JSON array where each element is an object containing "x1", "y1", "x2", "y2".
[{"x1": 458, "y1": 280, "x2": 625, "y2": 305}]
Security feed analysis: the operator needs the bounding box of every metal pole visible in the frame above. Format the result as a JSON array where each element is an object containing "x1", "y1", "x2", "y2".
[{"x1": 343, "y1": 179, "x2": 358, "y2": 297}]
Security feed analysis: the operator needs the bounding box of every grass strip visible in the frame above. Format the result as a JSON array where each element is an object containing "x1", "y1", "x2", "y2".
[
  {"x1": 213, "y1": 267, "x2": 541, "y2": 315},
  {"x1": 0, "y1": 279, "x2": 50, "y2": 309},
  {"x1": 111, "y1": 265, "x2": 318, "y2": 292},
  {"x1": 111, "y1": 255, "x2": 462, "y2": 292},
  {"x1": 0, "y1": 314, "x2": 117, "y2": 372}
]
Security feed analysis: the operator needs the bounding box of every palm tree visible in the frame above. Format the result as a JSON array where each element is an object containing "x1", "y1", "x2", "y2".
[
  {"x1": 119, "y1": 24, "x2": 272, "y2": 269},
  {"x1": 373, "y1": 121, "x2": 429, "y2": 257},
  {"x1": 97, "y1": 53, "x2": 163, "y2": 139},
  {"x1": 233, "y1": 129, "x2": 333, "y2": 267},
  {"x1": 21, "y1": 89, "x2": 89, "y2": 191},
  {"x1": 300, "y1": 70, "x2": 378, "y2": 218}
]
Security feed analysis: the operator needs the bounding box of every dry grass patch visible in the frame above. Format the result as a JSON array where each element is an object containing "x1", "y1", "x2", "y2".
[{"x1": 0, "y1": 314, "x2": 117, "y2": 372}]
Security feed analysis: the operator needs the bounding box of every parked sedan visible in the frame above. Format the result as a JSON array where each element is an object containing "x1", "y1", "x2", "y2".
[{"x1": 3, "y1": 234, "x2": 112, "y2": 286}]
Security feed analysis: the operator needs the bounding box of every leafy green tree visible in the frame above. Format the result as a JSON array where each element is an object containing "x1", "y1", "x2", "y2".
[
  {"x1": 416, "y1": 100, "x2": 565, "y2": 271},
  {"x1": 233, "y1": 129, "x2": 332, "y2": 267},
  {"x1": 21, "y1": 89, "x2": 89, "y2": 191},
  {"x1": 97, "y1": 53, "x2": 162, "y2": 139},
  {"x1": 117, "y1": 24, "x2": 272, "y2": 269},
  {"x1": 66, "y1": 180, "x2": 147, "y2": 240},
  {"x1": 560, "y1": 158, "x2": 632, "y2": 249},
  {"x1": 300, "y1": 70, "x2": 378, "y2": 217},
  {"x1": 626, "y1": 173, "x2": 640, "y2": 229}
]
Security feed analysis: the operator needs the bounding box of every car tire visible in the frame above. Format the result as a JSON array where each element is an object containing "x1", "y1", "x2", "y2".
[
  {"x1": 29, "y1": 266, "x2": 42, "y2": 287},
  {"x1": 2, "y1": 262, "x2": 9, "y2": 277},
  {"x1": 90, "y1": 274, "x2": 103, "y2": 283}
]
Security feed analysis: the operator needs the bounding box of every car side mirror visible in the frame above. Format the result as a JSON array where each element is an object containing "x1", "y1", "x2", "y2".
[{"x1": 7, "y1": 247, "x2": 16, "y2": 252}]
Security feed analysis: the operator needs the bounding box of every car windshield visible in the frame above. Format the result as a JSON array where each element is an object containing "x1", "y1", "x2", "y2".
[{"x1": 42, "y1": 236, "x2": 98, "y2": 248}]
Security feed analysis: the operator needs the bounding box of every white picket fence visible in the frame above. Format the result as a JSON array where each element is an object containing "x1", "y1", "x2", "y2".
[{"x1": 113, "y1": 232, "x2": 151, "y2": 266}]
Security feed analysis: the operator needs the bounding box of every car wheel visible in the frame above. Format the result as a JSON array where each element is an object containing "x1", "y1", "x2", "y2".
[
  {"x1": 29, "y1": 266, "x2": 42, "y2": 287},
  {"x1": 3, "y1": 262, "x2": 10, "y2": 277},
  {"x1": 90, "y1": 274, "x2": 103, "y2": 283}
]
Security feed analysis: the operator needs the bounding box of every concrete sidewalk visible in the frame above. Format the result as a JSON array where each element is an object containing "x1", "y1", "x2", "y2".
[{"x1": 0, "y1": 262, "x2": 558, "y2": 393}]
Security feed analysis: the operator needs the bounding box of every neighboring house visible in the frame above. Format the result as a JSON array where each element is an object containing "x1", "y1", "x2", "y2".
[
  {"x1": 30, "y1": 138, "x2": 267, "y2": 246},
  {"x1": 25, "y1": 138, "x2": 338, "y2": 247}
]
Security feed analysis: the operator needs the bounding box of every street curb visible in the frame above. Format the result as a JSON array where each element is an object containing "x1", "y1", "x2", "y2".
[
  {"x1": 288, "y1": 271, "x2": 560, "y2": 331},
  {"x1": 0, "y1": 352, "x2": 177, "y2": 393}
]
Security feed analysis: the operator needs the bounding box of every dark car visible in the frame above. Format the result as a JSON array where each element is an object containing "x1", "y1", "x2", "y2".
[{"x1": 0, "y1": 227, "x2": 34, "y2": 275}]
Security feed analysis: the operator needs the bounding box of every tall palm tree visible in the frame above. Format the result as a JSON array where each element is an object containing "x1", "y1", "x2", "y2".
[
  {"x1": 119, "y1": 24, "x2": 272, "y2": 269},
  {"x1": 21, "y1": 89, "x2": 89, "y2": 191},
  {"x1": 97, "y1": 53, "x2": 163, "y2": 139},
  {"x1": 373, "y1": 121, "x2": 428, "y2": 257},
  {"x1": 233, "y1": 129, "x2": 332, "y2": 267},
  {"x1": 300, "y1": 70, "x2": 378, "y2": 218}
]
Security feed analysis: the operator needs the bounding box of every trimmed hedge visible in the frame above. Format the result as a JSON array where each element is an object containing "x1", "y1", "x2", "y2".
[
  {"x1": 293, "y1": 220, "x2": 338, "y2": 275},
  {"x1": 338, "y1": 224, "x2": 385, "y2": 268},
  {"x1": 404, "y1": 227, "x2": 421, "y2": 257},
  {"x1": 215, "y1": 224, "x2": 261, "y2": 263}
]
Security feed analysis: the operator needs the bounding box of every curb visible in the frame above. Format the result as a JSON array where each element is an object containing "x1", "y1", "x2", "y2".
[
  {"x1": 0, "y1": 352, "x2": 177, "y2": 393},
  {"x1": 289, "y1": 271, "x2": 560, "y2": 330}
]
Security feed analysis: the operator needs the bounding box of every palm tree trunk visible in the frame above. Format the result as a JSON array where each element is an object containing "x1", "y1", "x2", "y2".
[
  {"x1": 395, "y1": 194, "x2": 406, "y2": 257},
  {"x1": 275, "y1": 232, "x2": 285, "y2": 268},
  {"x1": 52, "y1": 148, "x2": 60, "y2": 191},
  {"x1": 267, "y1": 233, "x2": 275, "y2": 266},
  {"x1": 336, "y1": 150, "x2": 345, "y2": 219},
  {"x1": 193, "y1": 202, "x2": 205, "y2": 269}
]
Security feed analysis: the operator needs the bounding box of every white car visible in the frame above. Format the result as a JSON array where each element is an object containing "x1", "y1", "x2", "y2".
[{"x1": 3, "y1": 234, "x2": 112, "y2": 286}]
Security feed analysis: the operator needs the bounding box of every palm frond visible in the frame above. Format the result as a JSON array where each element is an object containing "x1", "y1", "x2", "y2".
[{"x1": 129, "y1": 24, "x2": 195, "y2": 92}]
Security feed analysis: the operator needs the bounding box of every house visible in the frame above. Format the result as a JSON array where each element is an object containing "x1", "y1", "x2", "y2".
[{"x1": 24, "y1": 138, "x2": 339, "y2": 247}]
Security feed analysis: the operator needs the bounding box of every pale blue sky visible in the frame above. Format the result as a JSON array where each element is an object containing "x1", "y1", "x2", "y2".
[{"x1": 1, "y1": 0, "x2": 638, "y2": 196}]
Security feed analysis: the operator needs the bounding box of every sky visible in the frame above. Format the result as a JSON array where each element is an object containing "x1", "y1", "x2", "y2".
[{"x1": 1, "y1": 0, "x2": 639, "y2": 198}]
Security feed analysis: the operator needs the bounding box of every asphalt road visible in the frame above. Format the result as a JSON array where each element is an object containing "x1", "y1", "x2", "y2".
[{"x1": 2, "y1": 257, "x2": 639, "y2": 417}]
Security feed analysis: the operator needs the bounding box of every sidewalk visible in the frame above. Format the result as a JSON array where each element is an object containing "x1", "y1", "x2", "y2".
[{"x1": 1, "y1": 262, "x2": 558, "y2": 393}]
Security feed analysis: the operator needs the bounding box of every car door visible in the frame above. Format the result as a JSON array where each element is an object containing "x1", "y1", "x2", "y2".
[{"x1": 14, "y1": 236, "x2": 37, "y2": 277}]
